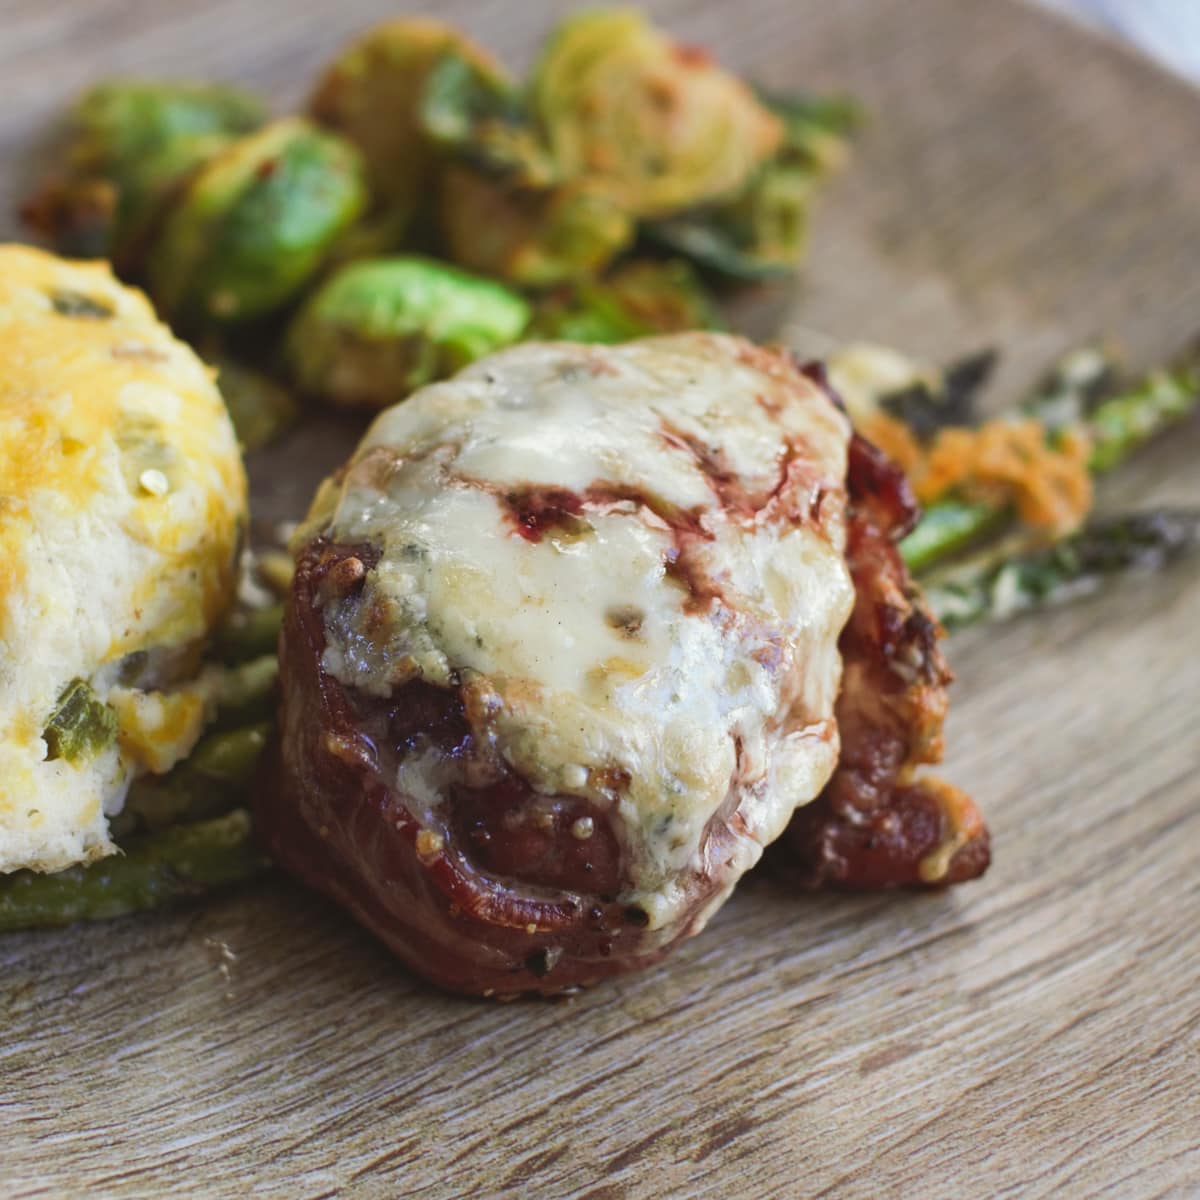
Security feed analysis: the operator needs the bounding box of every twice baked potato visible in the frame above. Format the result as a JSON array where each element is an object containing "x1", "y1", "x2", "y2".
[{"x1": 0, "y1": 245, "x2": 246, "y2": 874}]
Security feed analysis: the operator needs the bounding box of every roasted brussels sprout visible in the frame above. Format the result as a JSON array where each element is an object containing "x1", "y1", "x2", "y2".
[
  {"x1": 646, "y1": 92, "x2": 859, "y2": 280},
  {"x1": 22, "y1": 80, "x2": 264, "y2": 265},
  {"x1": 439, "y1": 163, "x2": 633, "y2": 287},
  {"x1": 286, "y1": 255, "x2": 531, "y2": 410},
  {"x1": 146, "y1": 118, "x2": 367, "y2": 326},
  {"x1": 420, "y1": 51, "x2": 556, "y2": 185},
  {"x1": 310, "y1": 18, "x2": 505, "y2": 240},
  {"x1": 530, "y1": 259, "x2": 720, "y2": 342},
  {"x1": 530, "y1": 9, "x2": 783, "y2": 219}
]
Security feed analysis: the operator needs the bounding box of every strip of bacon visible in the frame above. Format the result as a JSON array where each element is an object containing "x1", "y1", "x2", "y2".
[{"x1": 773, "y1": 433, "x2": 991, "y2": 889}]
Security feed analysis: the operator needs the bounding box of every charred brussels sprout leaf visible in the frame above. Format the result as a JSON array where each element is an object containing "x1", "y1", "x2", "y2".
[
  {"x1": 22, "y1": 80, "x2": 265, "y2": 265},
  {"x1": 427, "y1": 40, "x2": 633, "y2": 286},
  {"x1": 147, "y1": 118, "x2": 367, "y2": 326},
  {"x1": 420, "y1": 53, "x2": 556, "y2": 185},
  {"x1": 439, "y1": 163, "x2": 633, "y2": 287},
  {"x1": 43, "y1": 680, "x2": 119, "y2": 764},
  {"x1": 531, "y1": 259, "x2": 721, "y2": 343},
  {"x1": 763, "y1": 90, "x2": 863, "y2": 164},
  {"x1": 530, "y1": 9, "x2": 783, "y2": 219},
  {"x1": 645, "y1": 88, "x2": 859, "y2": 280},
  {"x1": 310, "y1": 17, "x2": 506, "y2": 242},
  {"x1": 881, "y1": 349, "x2": 998, "y2": 441},
  {"x1": 287, "y1": 256, "x2": 531, "y2": 410}
]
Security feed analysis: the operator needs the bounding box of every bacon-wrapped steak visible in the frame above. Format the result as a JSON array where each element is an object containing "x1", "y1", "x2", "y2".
[
  {"x1": 773, "y1": 431, "x2": 991, "y2": 888},
  {"x1": 258, "y1": 333, "x2": 864, "y2": 996},
  {"x1": 258, "y1": 334, "x2": 988, "y2": 997}
]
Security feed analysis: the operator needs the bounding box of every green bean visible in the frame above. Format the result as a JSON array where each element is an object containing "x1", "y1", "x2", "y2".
[
  {"x1": 1018, "y1": 343, "x2": 1118, "y2": 432},
  {"x1": 214, "y1": 603, "x2": 284, "y2": 665},
  {"x1": 880, "y1": 348, "x2": 997, "y2": 440},
  {"x1": 0, "y1": 811, "x2": 269, "y2": 933},
  {"x1": 118, "y1": 722, "x2": 270, "y2": 833},
  {"x1": 1086, "y1": 365, "x2": 1200, "y2": 472},
  {"x1": 215, "y1": 358, "x2": 300, "y2": 452},
  {"x1": 187, "y1": 723, "x2": 271, "y2": 784},
  {"x1": 210, "y1": 655, "x2": 278, "y2": 729},
  {"x1": 902, "y1": 500, "x2": 1008, "y2": 573}
]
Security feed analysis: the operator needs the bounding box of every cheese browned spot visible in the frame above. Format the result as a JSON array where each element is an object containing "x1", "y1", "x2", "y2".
[
  {"x1": 298, "y1": 333, "x2": 854, "y2": 932},
  {"x1": 0, "y1": 244, "x2": 246, "y2": 873}
]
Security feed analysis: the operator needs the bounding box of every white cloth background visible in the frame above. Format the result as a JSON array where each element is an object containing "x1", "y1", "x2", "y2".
[{"x1": 1035, "y1": 0, "x2": 1200, "y2": 85}]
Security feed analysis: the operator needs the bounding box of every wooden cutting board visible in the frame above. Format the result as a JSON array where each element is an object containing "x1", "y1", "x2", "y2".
[{"x1": 2, "y1": 1, "x2": 1198, "y2": 1196}]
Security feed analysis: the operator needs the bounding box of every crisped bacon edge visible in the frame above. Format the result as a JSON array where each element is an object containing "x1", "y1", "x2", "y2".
[{"x1": 772, "y1": 433, "x2": 991, "y2": 889}]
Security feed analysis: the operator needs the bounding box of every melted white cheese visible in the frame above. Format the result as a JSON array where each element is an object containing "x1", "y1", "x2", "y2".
[{"x1": 306, "y1": 334, "x2": 854, "y2": 929}]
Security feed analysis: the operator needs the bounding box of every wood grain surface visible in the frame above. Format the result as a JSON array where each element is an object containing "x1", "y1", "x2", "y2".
[{"x1": 2, "y1": 1, "x2": 1199, "y2": 1197}]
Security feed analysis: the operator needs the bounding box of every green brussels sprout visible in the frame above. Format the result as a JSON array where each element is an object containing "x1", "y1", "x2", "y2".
[
  {"x1": 147, "y1": 118, "x2": 367, "y2": 326},
  {"x1": 423, "y1": 49, "x2": 629, "y2": 285},
  {"x1": 646, "y1": 91, "x2": 860, "y2": 280},
  {"x1": 530, "y1": 259, "x2": 721, "y2": 343},
  {"x1": 530, "y1": 9, "x2": 784, "y2": 219},
  {"x1": 438, "y1": 162, "x2": 633, "y2": 287},
  {"x1": 310, "y1": 17, "x2": 505, "y2": 241},
  {"x1": 420, "y1": 52, "x2": 556, "y2": 185},
  {"x1": 286, "y1": 256, "x2": 531, "y2": 410},
  {"x1": 22, "y1": 80, "x2": 265, "y2": 266}
]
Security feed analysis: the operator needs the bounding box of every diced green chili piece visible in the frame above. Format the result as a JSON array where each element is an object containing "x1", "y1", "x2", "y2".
[{"x1": 43, "y1": 680, "x2": 118, "y2": 764}]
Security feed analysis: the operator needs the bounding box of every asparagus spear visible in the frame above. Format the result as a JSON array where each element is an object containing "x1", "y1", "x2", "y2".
[
  {"x1": 901, "y1": 354, "x2": 1200, "y2": 572},
  {"x1": 1018, "y1": 343, "x2": 1117, "y2": 432},
  {"x1": 925, "y1": 508, "x2": 1200, "y2": 631},
  {"x1": 0, "y1": 810, "x2": 269, "y2": 932},
  {"x1": 899, "y1": 499, "x2": 1008, "y2": 574}
]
